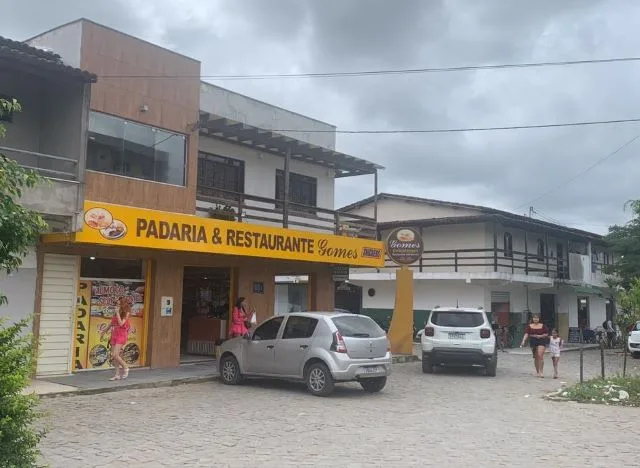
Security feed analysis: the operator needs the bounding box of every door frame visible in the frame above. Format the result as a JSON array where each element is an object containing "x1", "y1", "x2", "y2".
[{"x1": 539, "y1": 293, "x2": 557, "y2": 330}]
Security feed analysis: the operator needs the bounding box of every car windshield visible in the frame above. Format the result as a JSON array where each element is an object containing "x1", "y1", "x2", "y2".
[
  {"x1": 431, "y1": 311, "x2": 484, "y2": 328},
  {"x1": 332, "y1": 316, "x2": 385, "y2": 338}
]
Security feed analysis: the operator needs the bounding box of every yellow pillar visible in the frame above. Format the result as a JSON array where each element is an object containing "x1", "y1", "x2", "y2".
[{"x1": 387, "y1": 266, "x2": 414, "y2": 355}]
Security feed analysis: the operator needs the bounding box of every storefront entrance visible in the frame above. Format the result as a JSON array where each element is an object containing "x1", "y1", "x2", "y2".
[
  {"x1": 181, "y1": 267, "x2": 231, "y2": 357},
  {"x1": 73, "y1": 257, "x2": 148, "y2": 372},
  {"x1": 540, "y1": 293, "x2": 556, "y2": 329}
]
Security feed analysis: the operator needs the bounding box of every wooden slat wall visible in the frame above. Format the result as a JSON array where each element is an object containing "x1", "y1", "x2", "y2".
[
  {"x1": 36, "y1": 254, "x2": 78, "y2": 376},
  {"x1": 80, "y1": 21, "x2": 200, "y2": 214}
]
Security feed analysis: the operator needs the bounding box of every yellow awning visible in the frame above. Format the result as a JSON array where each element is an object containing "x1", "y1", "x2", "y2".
[{"x1": 42, "y1": 200, "x2": 385, "y2": 268}]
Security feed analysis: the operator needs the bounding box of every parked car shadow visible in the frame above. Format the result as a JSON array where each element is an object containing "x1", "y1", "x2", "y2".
[
  {"x1": 223, "y1": 377, "x2": 384, "y2": 398},
  {"x1": 417, "y1": 364, "x2": 496, "y2": 378}
]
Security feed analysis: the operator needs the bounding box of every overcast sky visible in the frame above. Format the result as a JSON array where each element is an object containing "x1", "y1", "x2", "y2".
[{"x1": 3, "y1": 0, "x2": 639, "y2": 234}]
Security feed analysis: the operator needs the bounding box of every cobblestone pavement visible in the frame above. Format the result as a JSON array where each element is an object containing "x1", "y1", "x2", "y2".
[{"x1": 40, "y1": 350, "x2": 640, "y2": 468}]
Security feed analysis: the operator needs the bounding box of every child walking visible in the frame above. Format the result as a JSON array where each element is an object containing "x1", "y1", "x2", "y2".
[{"x1": 548, "y1": 329, "x2": 564, "y2": 379}]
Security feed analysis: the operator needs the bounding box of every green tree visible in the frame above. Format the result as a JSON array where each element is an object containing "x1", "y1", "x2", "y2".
[
  {"x1": 615, "y1": 278, "x2": 640, "y2": 376},
  {"x1": 0, "y1": 97, "x2": 49, "y2": 467},
  {"x1": 604, "y1": 200, "x2": 640, "y2": 290}
]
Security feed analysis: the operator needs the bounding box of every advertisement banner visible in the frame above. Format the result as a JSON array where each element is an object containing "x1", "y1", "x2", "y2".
[
  {"x1": 82, "y1": 279, "x2": 146, "y2": 370},
  {"x1": 86, "y1": 316, "x2": 144, "y2": 369},
  {"x1": 73, "y1": 280, "x2": 92, "y2": 370},
  {"x1": 66, "y1": 201, "x2": 386, "y2": 267}
]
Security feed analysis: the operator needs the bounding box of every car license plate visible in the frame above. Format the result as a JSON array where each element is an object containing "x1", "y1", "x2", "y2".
[
  {"x1": 448, "y1": 332, "x2": 465, "y2": 340},
  {"x1": 362, "y1": 366, "x2": 383, "y2": 374}
]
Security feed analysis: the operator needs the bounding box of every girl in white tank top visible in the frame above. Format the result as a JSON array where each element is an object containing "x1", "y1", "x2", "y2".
[{"x1": 548, "y1": 329, "x2": 563, "y2": 379}]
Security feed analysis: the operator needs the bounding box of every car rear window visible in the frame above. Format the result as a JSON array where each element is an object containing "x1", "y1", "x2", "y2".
[
  {"x1": 431, "y1": 311, "x2": 484, "y2": 328},
  {"x1": 332, "y1": 316, "x2": 385, "y2": 338}
]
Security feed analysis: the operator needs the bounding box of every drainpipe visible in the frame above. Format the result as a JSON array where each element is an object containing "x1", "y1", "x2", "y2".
[
  {"x1": 74, "y1": 82, "x2": 90, "y2": 232},
  {"x1": 373, "y1": 170, "x2": 379, "y2": 221},
  {"x1": 586, "y1": 240, "x2": 593, "y2": 283},
  {"x1": 283, "y1": 148, "x2": 291, "y2": 228}
]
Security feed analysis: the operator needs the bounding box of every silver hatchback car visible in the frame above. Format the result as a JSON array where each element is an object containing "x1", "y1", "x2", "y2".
[{"x1": 218, "y1": 312, "x2": 392, "y2": 396}]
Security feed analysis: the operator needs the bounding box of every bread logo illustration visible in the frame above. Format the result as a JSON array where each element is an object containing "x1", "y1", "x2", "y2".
[{"x1": 397, "y1": 229, "x2": 415, "y2": 242}]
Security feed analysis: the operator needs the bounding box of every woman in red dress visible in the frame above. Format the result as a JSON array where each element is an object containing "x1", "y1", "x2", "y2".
[
  {"x1": 230, "y1": 297, "x2": 250, "y2": 338},
  {"x1": 102, "y1": 297, "x2": 132, "y2": 381},
  {"x1": 520, "y1": 314, "x2": 550, "y2": 378}
]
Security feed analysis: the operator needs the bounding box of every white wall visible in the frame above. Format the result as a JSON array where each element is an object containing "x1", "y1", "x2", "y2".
[
  {"x1": 26, "y1": 21, "x2": 83, "y2": 68},
  {"x1": 355, "y1": 279, "x2": 486, "y2": 311},
  {"x1": 0, "y1": 250, "x2": 37, "y2": 326},
  {"x1": 374, "y1": 223, "x2": 490, "y2": 273},
  {"x1": 197, "y1": 135, "x2": 335, "y2": 232},
  {"x1": 346, "y1": 198, "x2": 481, "y2": 223},
  {"x1": 200, "y1": 82, "x2": 336, "y2": 150}
]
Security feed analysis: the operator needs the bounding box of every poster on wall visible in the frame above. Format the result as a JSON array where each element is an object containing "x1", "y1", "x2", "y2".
[
  {"x1": 73, "y1": 281, "x2": 92, "y2": 370},
  {"x1": 73, "y1": 279, "x2": 146, "y2": 371}
]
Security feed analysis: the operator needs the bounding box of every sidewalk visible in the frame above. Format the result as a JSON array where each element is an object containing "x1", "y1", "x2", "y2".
[
  {"x1": 410, "y1": 342, "x2": 601, "y2": 358},
  {"x1": 503, "y1": 344, "x2": 600, "y2": 355},
  {"x1": 26, "y1": 361, "x2": 217, "y2": 398},
  {"x1": 27, "y1": 355, "x2": 417, "y2": 397}
]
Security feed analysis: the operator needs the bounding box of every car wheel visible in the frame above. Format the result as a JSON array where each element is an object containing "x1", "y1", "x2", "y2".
[
  {"x1": 305, "y1": 362, "x2": 335, "y2": 397},
  {"x1": 220, "y1": 355, "x2": 243, "y2": 385},
  {"x1": 360, "y1": 377, "x2": 387, "y2": 393},
  {"x1": 486, "y1": 359, "x2": 497, "y2": 377},
  {"x1": 632, "y1": 352, "x2": 640, "y2": 359},
  {"x1": 422, "y1": 357, "x2": 433, "y2": 374}
]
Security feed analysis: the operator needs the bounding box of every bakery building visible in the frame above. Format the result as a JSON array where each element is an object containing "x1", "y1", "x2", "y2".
[{"x1": 9, "y1": 19, "x2": 384, "y2": 377}]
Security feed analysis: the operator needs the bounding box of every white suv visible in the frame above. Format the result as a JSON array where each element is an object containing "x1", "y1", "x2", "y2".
[{"x1": 421, "y1": 307, "x2": 497, "y2": 376}]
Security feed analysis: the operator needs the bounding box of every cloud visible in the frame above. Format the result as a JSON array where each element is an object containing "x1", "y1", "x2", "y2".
[{"x1": 2, "y1": 0, "x2": 639, "y2": 234}]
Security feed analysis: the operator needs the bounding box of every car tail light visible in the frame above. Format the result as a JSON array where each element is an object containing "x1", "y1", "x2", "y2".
[
  {"x1": 424, "y1": 326, "x2": 435, "y2": 337},
  {"x1": 330, "y1": 331, "x2": 348, "y2": 353},
  {"x1": 480, "y1": 328, "x2": 491, "y2": 339}
]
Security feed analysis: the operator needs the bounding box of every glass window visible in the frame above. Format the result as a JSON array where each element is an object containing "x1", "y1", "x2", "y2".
[
  {"x1": 87, "y1": 111, "x2": 186, "y2": 186},
  {"x1": 197, "y1": 152, "x2": 245, "y2": 201},
  {"x1": 87, "y1": 112, "x2": 124, "y2": 174},
  {"x1": 80, "y1": 257, "x2": 143, "y2": 280},
  {"x1": 156, "y1": 129, "x2": 187, "y2": 185},
  {"x1": 275, "y1": 170, "x2": 317, "y2": 213},
  {"x1": 331, "y1": 315, "x2": 385, "y2": 338},
  {"x1": 282, "y1": 316, "x2": 318, "y2": 339},
  {"x1": 252, "y1": 316, "x2": 284, "y2": 341},
  {"x1": 430, "y1": 311, "x2": 484, "y2": 327}
]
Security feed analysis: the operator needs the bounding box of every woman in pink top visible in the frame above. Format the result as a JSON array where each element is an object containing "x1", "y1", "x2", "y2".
[
  {"x1": 101, "y1": 297, "x2": 131, "y2": 381},
  {"x1": 230, "y1": 297, "x2": 250, "y2": 338}
]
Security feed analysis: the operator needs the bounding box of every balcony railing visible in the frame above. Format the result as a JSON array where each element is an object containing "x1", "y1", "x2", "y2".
[
  {"x1": 383, "y1": 247, "x2": 582, "y2": 279},
  {"x1": 0, "y1": 146, "x2": 78, "y2": 181},
  {"x1": 197, "y1": 185, "x2": 377, "y2": 239}
]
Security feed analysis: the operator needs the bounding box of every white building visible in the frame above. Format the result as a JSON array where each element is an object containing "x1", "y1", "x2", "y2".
[{"x1": 338, "y1": 193, "x2": 616, "y2": 343}]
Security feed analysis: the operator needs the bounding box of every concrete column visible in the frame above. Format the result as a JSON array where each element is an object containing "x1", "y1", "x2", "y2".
[{"x1": 308, "y1": 267, "x2": 335, "y2": 312}]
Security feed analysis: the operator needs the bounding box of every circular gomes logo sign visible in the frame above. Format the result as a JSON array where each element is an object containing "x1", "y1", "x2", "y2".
[{"x1": 386, "y1": 227, "x2": 423, "y2": 265}]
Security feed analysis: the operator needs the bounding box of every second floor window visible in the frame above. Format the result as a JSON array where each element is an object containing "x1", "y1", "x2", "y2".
[
  {"x1": 87, "y1": 112, "x2": 186, "y2": 186},
  {"x1": 197, "y1": 152, "x2": 245, "y2": 201},
  {"x1": 536, "y1": 239, "x2": 545, "y2": 262},
  {"x1": 275, "y1": 170, "x2": 317, "y2": 213},
  {"x1": 503, "y1": 232, "x2": 513, "y2": 258}
]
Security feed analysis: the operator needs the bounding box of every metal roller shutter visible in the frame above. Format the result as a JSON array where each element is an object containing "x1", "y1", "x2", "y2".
[{"x1": 36, "y1": 254, "x2": 78, "y2": 376}]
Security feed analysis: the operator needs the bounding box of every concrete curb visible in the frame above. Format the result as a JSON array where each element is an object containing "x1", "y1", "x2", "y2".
[
  {"x1": 40, "y1": 356, "x2": 419, "y2": 398},
  {"x1": 38, "y1": 376, "x2": 217, "y2": 399},
  {"x1": 504, "y1": 344, "x2": 600, "y2": 355},
  {"x1": 543, "y1": 390, "x2": 571, "y2": 403}
]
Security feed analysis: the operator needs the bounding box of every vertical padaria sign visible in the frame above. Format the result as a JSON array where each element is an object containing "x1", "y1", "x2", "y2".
[{"x1": 386, "y1": 227, "x2": 423, "y2": 265}]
